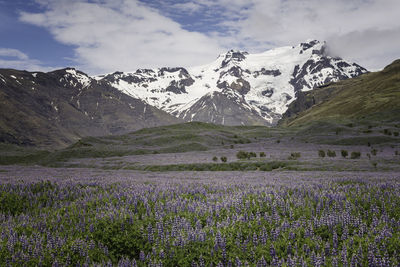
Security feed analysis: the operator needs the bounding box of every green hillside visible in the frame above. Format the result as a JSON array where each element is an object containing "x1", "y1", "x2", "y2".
[{"x1": 281, "y1": 59, "x2": 400, "y2": 127}]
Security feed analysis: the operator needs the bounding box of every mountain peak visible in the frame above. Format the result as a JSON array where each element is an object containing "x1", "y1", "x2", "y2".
[
  {"x1": 97, "y1": 41, "x2": 367, "y2": 126},
  {"x1": 219, "y1": 50, "x2": 248, "y2": 68}
]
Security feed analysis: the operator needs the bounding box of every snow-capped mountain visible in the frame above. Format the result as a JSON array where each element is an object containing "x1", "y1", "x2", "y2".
[{"x1": 97, "y1": 40, "x2": 367, "y2": 126}]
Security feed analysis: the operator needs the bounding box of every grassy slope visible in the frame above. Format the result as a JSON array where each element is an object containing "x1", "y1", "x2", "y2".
[
  {"x1": 283, "y1": 59, "x2": 400, "y2": 127},
  {"x1": 0, "y1": 122, "x2": 288, "y2": 166}
]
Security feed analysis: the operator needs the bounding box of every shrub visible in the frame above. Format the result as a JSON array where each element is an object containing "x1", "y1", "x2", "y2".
[
  {"x1": 249, "y1": 152, "x2": 257, "y2": 158},
  {"x1": 220, "y1": 156, "x2": 227, "y2": 162},
  {"x1": 394, "y1": 132, "x2": 399, "y2": 136},
  {"x1": 230, "y1": 144, "x2": 234, "y2": 149},
  {"x1": 372, "y1": 162, "x2": 378, "y2": 168},
  {"x1": 371, "y1": 148, "x2": 377, "y2": 156},
  {"x1": 318, "y1": 150, "x2": 326, "y2": 158},
  {"x1": 327, "y1": 150, "x2": 336, "y2": 157},
  {"x1": 383, "y1": 129, "x2": 392, "y2": 135},
  {"x1": 341, "y1": 150, "x2": 348, "y2": 158},
  {"x1": 288, "y1": 152, "x2": 301, "y2": 160},
  {"x1": 236, "y1": 151, "x2": 249, "y2": 159},
  {"x1": 276, "y1": 140, "x2": 281, "y2": 144},
  {"x1": 395, "y1": 151, "x2": 399, "y2": 155},
  {"x1": 212, "y1": 156, "x2": 218, "y2": 162},
  {"x1": 259, "y1": 152, "x2": 266, "y2": 157},
  {"x1": 350, "y1": 151, "x2": 361, "y2": 159}
]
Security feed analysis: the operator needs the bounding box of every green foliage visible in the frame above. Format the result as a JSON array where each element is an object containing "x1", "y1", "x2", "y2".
[
  {"x1": 249, "y1": 152, "x2": 257, "y2": 158},
  {"x1": 371, "y1": 148, "x2": 378, "y2": 156},
  {"x1": 341, "y1": 150, "x2": 348, "y2": 158},
  {"x1": 133, "y1": 161, "x2": 288, "y2": 172},
  {"x1": 318, "y1": 150, "x2": 326, "y2": 158},
  {"x1": 236, "y1": 151, "x2": 249, "y2": 160},
  {"x1": 0, "y1": 181, "x2": 61, "y2": 215},
  {"x1": 394, "y1": 131, "x2": 399, "y2": 137},
  {"x1": 384, "y1": 129, "x2": 392, "y2": 135},
  {"x1": 259, "y1": 152, "x2": 266, "y2": 157},
  {"x1": 350, "y1": 151, "x2": 361, "y2": 159},
  {"x1": 92, "y1": 219, "x2": 149, "y2": 261},
  {"x1": 212, "y1": 156, "x2": 218, "y2": 162},
  {"x1": 220, "y1": 156, "x2": 227, "y2": 163},
  {"x1": 327, "y1": 150, "x2": 336, "y2": 157},
  {"x1": 236, "y1": 151, "x2": 257, "y2": 160}
]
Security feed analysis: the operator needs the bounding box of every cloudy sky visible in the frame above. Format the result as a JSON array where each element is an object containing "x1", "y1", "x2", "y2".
[{"x1": 1, "y1": 0, "x2": 399, "y2": 74}]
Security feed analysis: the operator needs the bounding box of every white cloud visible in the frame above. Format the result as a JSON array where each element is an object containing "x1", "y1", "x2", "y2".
[
  {"x1": 0, "y1": 48, "x2": 29, "y2": 60},
  {"x1": 18, "y1": 0, "x2": 400, "y2": 73},
  {"x1": 172, "y1": 2, "x2": 202, "y2": 13},
  {"x1": 0, "y1": 48, "x2": 52, "y2": 71},
  {"x1": 19, "y1": 0, "x2": 225, "y2": 75},
  {"x1": 211, "y1": 0, "x2": 400, "y2": 70}
]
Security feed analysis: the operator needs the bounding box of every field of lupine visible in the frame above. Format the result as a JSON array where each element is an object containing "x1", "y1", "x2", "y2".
[{"x1": 0, "y1": 166, "x2": 399, "y2": 266}]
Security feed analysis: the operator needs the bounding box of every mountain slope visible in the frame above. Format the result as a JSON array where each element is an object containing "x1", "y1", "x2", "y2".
[
  {"x1": 98, "y1": 40, "x2": 367, "y2": 125},
  {"x1": 280, "y1": 59, "x2": 400, "y2": 126},
  {"x1": 0, "y1": 68, "x2": 181, "y2": 147}
]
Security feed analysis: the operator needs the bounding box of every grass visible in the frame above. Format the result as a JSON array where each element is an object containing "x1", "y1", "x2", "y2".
[
  {"x1": 281, "y1": 59, "x2": 400, "y2": 127},
  {"x1": 123, "y1": 161, "x2": 289, "y2": 172},
  {"x1": 329, "y1": 136, "x2": 398, "y2": 145},
  {"x1": 0, "y1": 150, "x2": 51, "y2": 165}
]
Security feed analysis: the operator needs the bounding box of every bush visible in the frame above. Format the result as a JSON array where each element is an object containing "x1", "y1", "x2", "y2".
[
  {"x1": 276, "y1": 140, "x2": 281, "y2": 144},
  {"x1": 236, "y1": 151, "x2": 249, "y2": 160},
  {"x1": 259, "y1": 152, "x2": 266, "y2": 157},
  {"x1": 318, "y1": 150, "x2": 326, "y2": 158},
  {"x1": 327, "y1": 150, "x2": 336, "y2": 157},
  {"x1": 288, "y1": 152, "x2": 301, "y2": 160},
  {"x1": 220, "y1": 156, "x2": 227, "y2": 162},
  {"x1": 371, "y1": 148, "x2": 377, "y2": 156},
  {"x1": 341, "y1": 150, "x2": 348, "y2": 158},
  {"x1": 212, "y1": 156, "x2": 218, "y2": 162},
  {"x1": 383, "y1": 129, "x2": 392, "y2": 135},
  {"x1": 230, "y1": 145, "x2": 234, "y2": 149},
  {"x1": 249, "y1": 152, "x2": 257, "y2": 158},
  {"x1": 395, "y1": 151, "x2": 399, "y2": 156},
  {"x1": 350, "y1": 151, "x2": 361, "y2": 159},
  {"x1": 394, "y1": 132, "x2": 399, "y2": 137}
]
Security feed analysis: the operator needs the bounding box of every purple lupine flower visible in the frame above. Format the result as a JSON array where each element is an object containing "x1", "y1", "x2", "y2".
[{"x1": 139, "y1": 250, "x2": 145, "y2": 262}]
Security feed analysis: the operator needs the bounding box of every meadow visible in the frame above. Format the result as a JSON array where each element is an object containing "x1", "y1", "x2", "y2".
[
  {"x1": 0, "y1": 166, "x2": 399, "y2": 266},
  {"x1": 1, "y1": 121, "x2": 400, "y2": 266}
]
